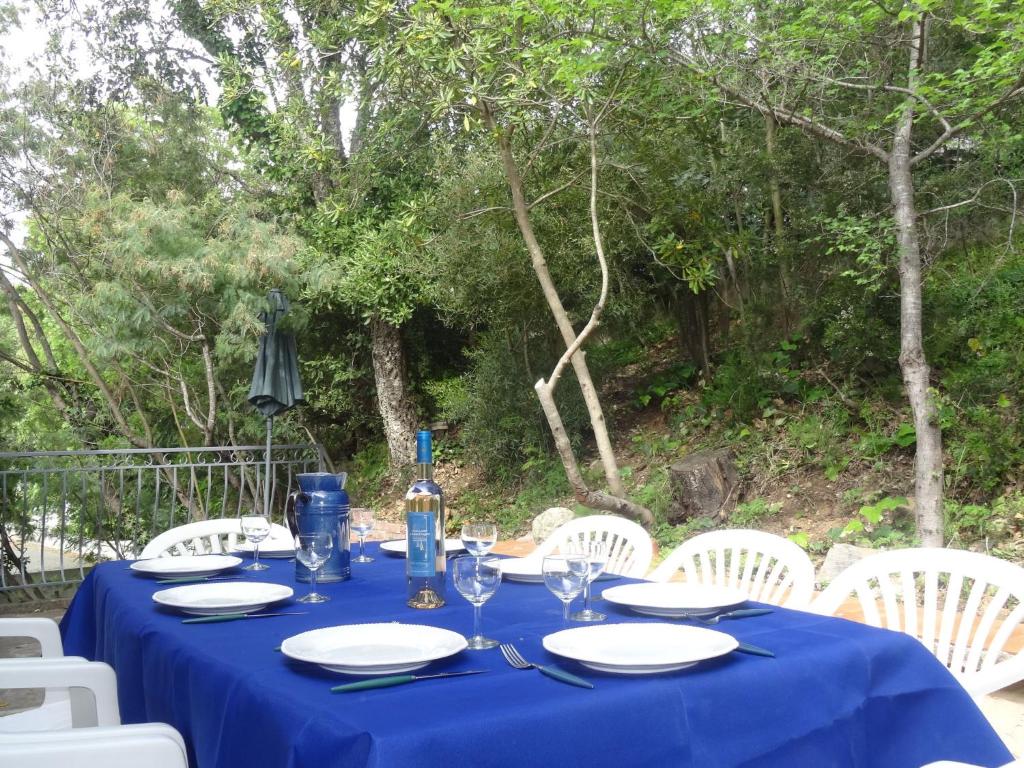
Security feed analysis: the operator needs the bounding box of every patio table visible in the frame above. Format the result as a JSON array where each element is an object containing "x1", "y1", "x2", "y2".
[{"x1": 60, "y1": 543, "x2": 1013, "y2": 768}]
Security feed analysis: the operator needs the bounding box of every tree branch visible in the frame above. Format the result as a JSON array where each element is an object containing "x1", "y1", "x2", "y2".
[{"x1": 912, "y1": 79, "x2": 1024, "y2": 165}]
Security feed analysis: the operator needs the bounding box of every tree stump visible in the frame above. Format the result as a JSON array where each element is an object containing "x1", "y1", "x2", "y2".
[{"x1": 666, "y1": 450, "x2": 739, "y2": 524}]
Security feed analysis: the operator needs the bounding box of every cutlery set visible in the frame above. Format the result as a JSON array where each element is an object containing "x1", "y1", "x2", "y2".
[
  {"x1": 182, "y1": 611, "x2": 308, "y2": 624},
  {"x1": 160, "y1": 567, "x2": 775, "y2": 687}
]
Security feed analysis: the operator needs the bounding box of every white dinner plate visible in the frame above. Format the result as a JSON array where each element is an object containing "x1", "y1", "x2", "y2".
[
  {"x1": 600, "y1": 582, "x2": 747, "y2": 617},
  {"x1": 543, "y1": 622, "x2": 738, "y2": 674},
  {"x1": 281, "y1": 623, "x2": 468, "y2": 675},
  {"x1": 497, "y1": 557, "x2": 621, "y2": 583},
  {"x1": 130, "y1": 554, "x2": 243, "y2": 579},
  {"x1": 233, "y1": 541, "x2": 295, "y2": 559},
  {"x1": 379, "y1": 539, "x2": 466, "y2": 556},
  {"x1": 152, "y1": 582, "x2": 293, "y2": 616}
]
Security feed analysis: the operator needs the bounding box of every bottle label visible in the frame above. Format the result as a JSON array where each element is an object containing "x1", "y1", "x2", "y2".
[{"x1": 407, "y1": 512, "x2": 436, "y2": 577}]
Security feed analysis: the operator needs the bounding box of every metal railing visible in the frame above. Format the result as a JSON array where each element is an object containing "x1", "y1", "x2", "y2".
[{"x1": 0, "y1": 444, "x2": 325, "y2": 594}]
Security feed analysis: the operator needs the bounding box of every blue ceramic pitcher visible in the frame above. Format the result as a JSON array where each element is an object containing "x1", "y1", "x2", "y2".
[{"x1": 286, "y1": 472, "x2": 350, "y2": 583}]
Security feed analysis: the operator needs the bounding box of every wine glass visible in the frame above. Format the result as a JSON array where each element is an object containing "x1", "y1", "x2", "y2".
[
  {"x1": 453, "y1": 555, "x2": 502, "y2": 649},
  {"x1": 461, "y1": 522, "x2": 498, "y2": 557},
  {"x1": 240, "y1": 515, "x2": 271, "y2": 571},
  {"x1": 542, "y1": 554, "x2": 588, "y2": 625},
  {"x1": 295, "y1": 533, "x2": 332, "y2": 603},
  {"x1": 351, "y1": 507, "x2": 374, "y2": 563},
  {"x1": 569, "y1": 542, "x2": 608, "y2": 622}
]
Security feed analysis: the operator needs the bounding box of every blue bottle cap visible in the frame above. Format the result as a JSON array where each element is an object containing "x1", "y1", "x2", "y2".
[{"x1": 416, "y1": 430, "x2": 433, "y2": 464}]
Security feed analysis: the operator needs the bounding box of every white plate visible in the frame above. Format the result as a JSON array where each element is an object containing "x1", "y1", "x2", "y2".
[
  {"x1": 601, "y1": 582, "x2": 747, "y2": 617},
  {"x1": 130, "y1": 554, "x2": 243, "y2": 578},
  {"x1": 497, "y1": 557, "x2": 622, "y2": 583},
  {"x1": 543, "y1": 622, "x2": 738, "y2": 674},
  {"x1": 233, "y1": 542, "x2": 295, "y2": 559},
  {"x1": 281, "y1": 623, "x2": 467, "y2": 675},
  {"x1": 379, "y1": 539, "x2": 466, "y2": 556},
  {"x1": 496, "y1": 557, "x2": 545, "y2": 583},
  {"x1": 152, "y1": 582, "x2": 293, "y2": 616}
]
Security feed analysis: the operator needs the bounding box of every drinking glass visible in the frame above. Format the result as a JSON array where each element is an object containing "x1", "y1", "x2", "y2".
[
  {"x1": 295, "y1": 533, "x2": 332, "y2": 603},
  {"x1": 542, "y1": 554, "x2": 588, "y2": 625},
  {"x1": 240, "y1": 515, "x2": 271, "y2": 571},
  {"x1": 569, "y1": 542, "x2": 608, "y2": 622},
  {"x1": 351, "y1": 507, "x2": 374, "y2": 563},
  {"x1": 453, "y1": 555, "x2": 502, "y2": 649},
  {"x1": 461, "y1": 522, "x2": 498, "y2": 557}
]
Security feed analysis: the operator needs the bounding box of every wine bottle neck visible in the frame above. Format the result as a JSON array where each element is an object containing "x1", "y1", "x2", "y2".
[{"x1": 416, "y1": 462, "x2": 434, "y2": 482}]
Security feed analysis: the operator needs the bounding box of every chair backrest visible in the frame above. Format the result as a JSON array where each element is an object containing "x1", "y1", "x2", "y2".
[
  {"x1": 648, "y1": 529, "x2": 816, "y2": 608},
  {"x1": 812, "y1": 547, "x2": 1024, "y2": 697},
  {"x1": 140, "y1": 519, "x2": 293, "y2": 558},
  {"x1": 0, "y1": 618, "x2": 63, "y2": 657},
  {"x1": 0, "y1": 618, "x2": 71, "y2": 730},
  {"x1": 0, "y1": 723, "x2": 188, "y2": 768},
  {"x1": 0, "y1": 658, "x2": 120, "y2": 729},
  {"x1": 532, "y1": 515, "x2": 654, "y2": 578}
]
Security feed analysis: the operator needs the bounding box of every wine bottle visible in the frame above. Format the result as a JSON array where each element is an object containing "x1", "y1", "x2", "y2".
[{"x1": 405, "y1": 430, "x2": 446, "y2": 609}]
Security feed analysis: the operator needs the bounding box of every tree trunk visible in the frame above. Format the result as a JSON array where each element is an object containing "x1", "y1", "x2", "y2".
[
  {"x1": 369, "y1": 316, "x2": 418, "y2": 467},
  {"x1": 673, "y1": 286, "x2": 711, "y2": 379},
  {"x1": 889, "y1": 19, "x2": 943, "y2": 547},
  {"x1": 535, "y1": 380, "x2": 654, "y2": 526},
  {"x1": 764, "y1": 112, "x2": 792, "y2": 333},
  {"x1": 482, "y1": 103, "x2": 626, "y2": 497}
]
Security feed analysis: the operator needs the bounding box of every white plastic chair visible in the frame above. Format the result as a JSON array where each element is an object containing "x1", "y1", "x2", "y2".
[
  {"x1": 647, "y1": 529, "x2": 816, "y2": 608},
  {"x1": 532, "y1": 515, "x2": 654, "y2": 578},
  {"x1": 0, "y1": 618, "x2": 71, "y2": 731},
  {"x1": 139, "y1": 519, "x2": 293, "y2": 558},
  {"x1": 0, "y1": 658, "x2": 120, "y2": 729},
  {"x1": 812, "y1": 548, "x2": 1024, "y2": 697},
  {"x1": 0, "y1": 722, "x2": 188, "y2": 767}
]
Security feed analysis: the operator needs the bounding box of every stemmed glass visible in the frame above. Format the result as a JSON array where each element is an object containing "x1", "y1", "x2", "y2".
[
  {"x1": 351, "y1": 508, "x2": 374, "y2": 563},
  {"x1": 453, "y1": 555, "x2": 502, "y2": 649},
  {"x1": 569, "y1": 542, "x2": 608, "y2": 622},
  {"x1": 461, "y1": 522, "x2": 498, "y2": 557},
  {"x1": 240, "y1": 515, "x2": 271, "y2": 571},
  {"x1": 542, "y1": 554, "x2": 588, "y2": 626},
  {"x1": 295, "y1": 533, "x2": 332, "y2": 604}
]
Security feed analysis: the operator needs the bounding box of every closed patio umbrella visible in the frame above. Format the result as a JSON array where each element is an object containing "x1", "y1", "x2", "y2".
[{"x1": 248, "y1": 289, "x2": 304, "y2": 517}]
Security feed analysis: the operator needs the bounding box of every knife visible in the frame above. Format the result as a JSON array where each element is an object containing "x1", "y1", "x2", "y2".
[
  {"x1": 734, "y1": 642, "x2": 775, "y2": 657},
  {"x1": 331, "y1": 670, "x2": 487, "y2": 692},
  {"x1": 156, "y1": 575, "x2": 242, "y2": 585},
  {"x1": 182, "y1": 612, "x2": 307, "y2": 624}
]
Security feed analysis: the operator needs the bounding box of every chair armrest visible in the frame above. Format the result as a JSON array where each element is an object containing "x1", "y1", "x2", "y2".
[
  {"x1": 0, "y1": 657, "x2": 120, "y2": 727},
  {"x1": 0, "y1": 723, "x2": 188, "y2": 767},
  {"x1": 0, "y1": 618, "x2": 63, "y2": 657}
]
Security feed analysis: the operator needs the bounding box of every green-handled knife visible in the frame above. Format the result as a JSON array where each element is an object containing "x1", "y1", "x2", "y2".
[
  {"x1": 182, "y1": 611, "x2": 307, "y2": 624},
  {"x1": 734, "y1": 642, "x2": 775, "y2": 657},
  {"x1": 331, "y1": 670, "x2": 487, "y2": 693},
  {"x1": 156, "y1": 576, "x2": 242, "y2": 585}
]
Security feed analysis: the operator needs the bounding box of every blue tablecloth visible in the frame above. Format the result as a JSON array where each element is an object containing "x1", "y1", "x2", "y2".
[{"x1": 61, "y1": 544, "x2": 1012, "y2": 768}]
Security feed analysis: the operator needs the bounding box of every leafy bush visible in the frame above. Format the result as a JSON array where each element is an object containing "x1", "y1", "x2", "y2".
[
  {"x1": 730, "y1": 498, "x2": 783, "y2": 527},
  {"x1": 455, "y1": 330, "x2": 588, "y2": 479}
]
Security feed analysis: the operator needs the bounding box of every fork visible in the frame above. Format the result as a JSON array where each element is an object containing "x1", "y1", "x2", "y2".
[
  {"x1": 685, "y1": 608, "x2": 774, "y2": 625},
  {"x1": 499, "y1": 644, "x2": 594, "y2": 689}
]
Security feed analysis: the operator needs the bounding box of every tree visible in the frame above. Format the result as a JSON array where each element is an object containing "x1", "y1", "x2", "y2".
[
  {"x1": 162, "y1": 0, "x2": 426, "y2": 467},
  {"x1": 361, "y1": 0, "x2": 658, "y2": 524},
  {"x1": 659, "y1": 0, "x2": 1024, "y2": 544}
]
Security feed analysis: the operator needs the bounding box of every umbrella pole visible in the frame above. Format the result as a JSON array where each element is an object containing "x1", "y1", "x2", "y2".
[{"x1": 264, "y1": 416, "x2": 273, "y2": 518}]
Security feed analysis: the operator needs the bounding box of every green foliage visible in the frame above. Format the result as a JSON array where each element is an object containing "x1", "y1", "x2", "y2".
[
  {"x1": 834, "y1": 496, "x2": 915, "y2": 548},
  {"x1": 634, "y1": 363, "x2": 697, "y2": 408},
  {"x1": 346, "y1": 442, "x2": 392, "y2": 502},
  {"x1": 730, "y1": 498, "x2": 783, "y2": 528}
]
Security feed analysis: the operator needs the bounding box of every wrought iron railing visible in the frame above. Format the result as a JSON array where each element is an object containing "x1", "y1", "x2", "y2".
[{"x1": 0, "y1": 444, "x2": 325, "y2": 594}]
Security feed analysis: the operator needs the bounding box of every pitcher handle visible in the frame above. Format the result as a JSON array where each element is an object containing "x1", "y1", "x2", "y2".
[{"x1": 285, "y1": 492, "x2": 304, "y2": 537}]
